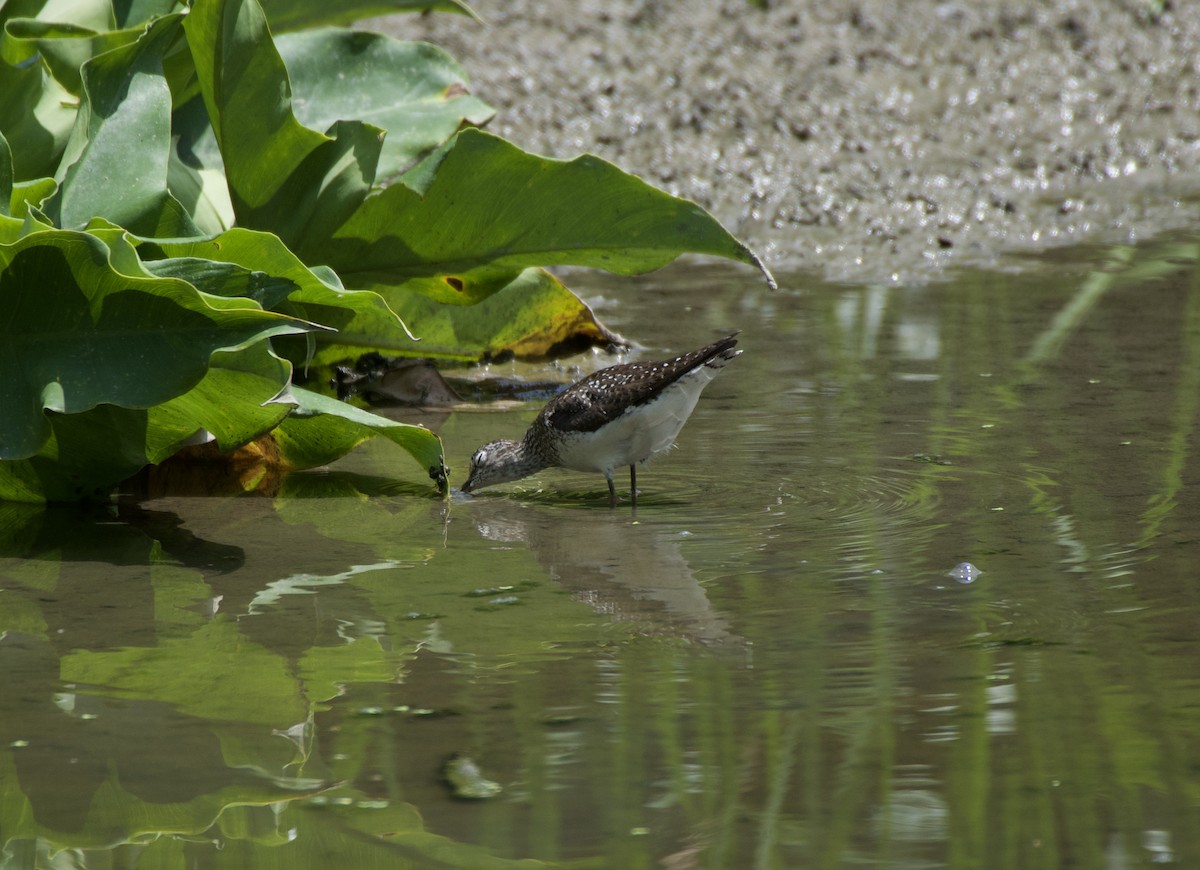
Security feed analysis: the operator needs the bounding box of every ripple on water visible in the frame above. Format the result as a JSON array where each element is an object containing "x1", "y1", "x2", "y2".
[
  {"x1": 783, "y1": 464, "x2": 943, "y2": 548},
  {"x1": 594, "y1": 454, "x2": 958, "y2": 631}
]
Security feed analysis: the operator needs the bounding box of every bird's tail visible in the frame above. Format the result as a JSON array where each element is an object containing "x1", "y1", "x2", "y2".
[{"x1": 704, "y1": 333, "x2": 742, "y2": 369}]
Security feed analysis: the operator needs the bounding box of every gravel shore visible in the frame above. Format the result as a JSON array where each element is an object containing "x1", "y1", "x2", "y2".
[{"x1": 384, "y1": 0, "x2": 1200, "y2": 284}]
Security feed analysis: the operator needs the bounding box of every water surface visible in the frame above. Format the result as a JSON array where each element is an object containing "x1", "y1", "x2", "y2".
[{"x1": 2, "y1": 232, "x2": 1199, "y2": 868}]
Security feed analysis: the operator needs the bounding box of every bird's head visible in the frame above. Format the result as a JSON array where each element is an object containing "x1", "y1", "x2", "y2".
[{"x1": 460, "y1": 439, "x2": 531, "y2": 494}]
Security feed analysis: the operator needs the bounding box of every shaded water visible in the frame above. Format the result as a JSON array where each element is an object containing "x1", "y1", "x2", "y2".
[{"x1": 3, "y1": 232, "x2": 1200, "y2": 868}]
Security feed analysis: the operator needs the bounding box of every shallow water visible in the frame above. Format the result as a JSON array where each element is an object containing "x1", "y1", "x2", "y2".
[{"x1": 2, "y1": 232, "x2": 1199, "y2": 868}]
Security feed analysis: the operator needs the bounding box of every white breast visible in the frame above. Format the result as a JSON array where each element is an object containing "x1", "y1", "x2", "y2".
[{"x1": 554, "y1": 365, "x2": 721, "y2": 475}]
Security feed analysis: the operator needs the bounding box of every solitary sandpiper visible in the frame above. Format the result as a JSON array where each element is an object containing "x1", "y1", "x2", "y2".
[{"x1": 461, "y1": 334, "x2": 741, "y2": 507}]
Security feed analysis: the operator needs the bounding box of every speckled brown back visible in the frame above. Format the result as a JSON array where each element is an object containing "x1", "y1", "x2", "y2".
[{"x1": 537, "y1": 334, "x2": 740, "y2": 436}]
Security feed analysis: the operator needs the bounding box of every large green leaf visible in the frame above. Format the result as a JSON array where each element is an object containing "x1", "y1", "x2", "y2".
[
  {"x1": 322, "y1": 128, "x2": 777, "y2": 303},
  {"x1": 148, "y1": 342, "x2": 295, "y2": 456},
  {"x1": 47, "y1": 13, "x2": 200, "y2": 236},
  {"x1": 274, "y1": 386, "x2": 446, "y2": 490},
  {"x1": 183, "y1": 0, "x2": 381, "y2": 253},
  {"x1": 1, "y1": 18, "x2": 147, "y2": 95},
  {"x1": 0, "y1": 406, "x2": 161, "y2": 502},
  {"x1": 0, "y1": 55, "x2": 77, "y2": 180},
  {"x1": 0, "y1": 231, "x2": 312, "y2": 461},
  {"x1": 150, "y1": 228, "x2": 417, "y2": 349},
  {"x1": 276, "y1": 28, "x2": 493, "y2": 181},
  {"x1": 0, "y1": 0, "x2": 181, "y2": 94},
  {"x1": 259, "y1": 0, "x2": 477, "y2": 32},
  {"x1": 142, "y1": 256, "x2": 299, "y2": 311},
  {"x1": 0, "y1": 342, "x2": 297, "y2": 503},
  {"x1": 0, "y1": 0, "x2": 114, "y2": 42},
  {"x1": 312, "y1": 267, "x2": 616, "y2": 362},
  {"x1": 186, "y1": 251, "x2": 614, "y2": 364}
]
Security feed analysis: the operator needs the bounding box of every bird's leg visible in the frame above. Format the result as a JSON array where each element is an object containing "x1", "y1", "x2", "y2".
[
  {"x1": 606, "y1": 473, "x2": 617, "y2": 509},
  {"x1": 629, "y1": 465, "x2": 637, "y2": 509}
]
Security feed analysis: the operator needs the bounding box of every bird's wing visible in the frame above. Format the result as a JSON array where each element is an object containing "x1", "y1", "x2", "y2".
[
  {"x1": 543, "y1": 386, "x2": 626, "y2": 433},
  {"x1": 541, "y1": 335, "x2": 740, "y2": 434}
]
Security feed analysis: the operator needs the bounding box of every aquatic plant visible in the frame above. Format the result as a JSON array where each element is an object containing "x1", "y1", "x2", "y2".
[{"x1": 0, "y1": 0, "x2": 769, "y2": 502}]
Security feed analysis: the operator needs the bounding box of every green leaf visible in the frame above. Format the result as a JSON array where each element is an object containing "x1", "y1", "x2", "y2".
[
  {"x1": 0, "y1": 342, "x2": 297, "y2": 502},
  {"x1": 0, "y1": 55, "x2": 77, "y2": 180},
  {"x1": 152, "y1": 227, "x2": 417, "y2": 348},
  {"x1": 405, "y1": 267, "x2": 617, "y2": 360},
  {"x1": 274, "y1": 386, "x2": 446, "y2": 490},
  {"x1": 142, "y1": 256, "x2": 298, "y2": 309},
  {"x1": 2, "y1": 18, "x2": 147, "y2": 95},
  {"x1": 276, "y1": 28, "x2": 493, "y2": 181},
  {"x1": 166, "y1": 132, "x2": 236, "y2": 234},
  {"x1": 314, "y1": 267, "x2": 615, "y2": 362},
  {"x1": 0, "y1": 130, "x2": 11, "y2": 216},
  {"x1": 149, "y1": 342, "x2": 295, "y2": 455},
  {"x1": 10, "y1": 178, "x2": 57, "y2": 225},
  {"x1": 47, "y1": 13, "x2": 200, "y2": 236},
  {"x1": 0, "y1": 406, "x2": 159, "y2": 502},
  {"x1": 115, "y1": 0, "x2": 187, "y2": 27},
  {"x1": 0, "y1": 0, "x2": 183, "y2": 92},
  {"x1": 0, "y1": 230, "x2": 312, "y2": 461},
  {"x1": 183, "y1": 0, "x2": 380, "y2": 252},
  {"x1": 323, "y1": 128, "x2": 776, "y2": 301}
]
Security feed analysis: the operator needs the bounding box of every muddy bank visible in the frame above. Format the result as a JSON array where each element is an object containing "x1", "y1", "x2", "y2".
[{"x1": 381, "y1": 0, "x2": 1200, "y2": 284}]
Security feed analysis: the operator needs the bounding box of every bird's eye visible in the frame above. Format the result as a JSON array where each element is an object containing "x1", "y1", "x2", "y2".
[{"x1": 474, "y1": 449, "x2": 487, "y2": 465}]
